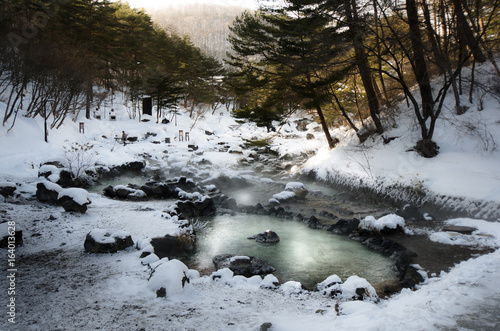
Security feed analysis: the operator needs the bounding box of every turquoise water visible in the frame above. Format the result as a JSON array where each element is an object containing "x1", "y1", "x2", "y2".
[{"x1": 188, "y1": 213, "x2": 398, "y2": 290}]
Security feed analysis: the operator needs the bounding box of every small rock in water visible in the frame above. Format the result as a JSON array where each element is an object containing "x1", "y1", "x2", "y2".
[{"x1": 248, "y1": 230, "x2": 280, "y2": 243}]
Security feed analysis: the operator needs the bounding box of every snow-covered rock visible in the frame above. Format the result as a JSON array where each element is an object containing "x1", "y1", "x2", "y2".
[
  {"x1": 280, "y1": 281, "x2": 304, "y2": 295},
  {"x1": 359, "y1": 214, "x2": 405, "y2": 234},
  {"x1": 141, "y1": 253, "x2": 160, "y2": 266},
  {"x1": 148, "y1": 259, "x2": 193, "y2": 297},
  {"x1": 36, "y1": 180, "x2": 63, "y2": 204},
  {"x1": 339, "y1": 276, "x2": 378, "y2": 302},
  {"x1": 213, "y1": 254, "x2": 276, "y2": 277},
  {"x1": 316, "y1": 274, "x2": 378, "y2": 302},
  {"x1": 285, "y1": 181, "x2": 308, "y2": 200},
  {"x1": 260, "y1": 274, "x2": 280, "y2": 289},
  {"x1": 270, "y1": 191, "x2": 296, "y2": 204},
  {"x1": 0, "y1": 182, "x2": 17, "y2": 197},
  {"x1": 84, "y1": 228, "x2": 134, "y2": 253},
  {"x1": 315, "y1": 274, "x2": 343, "y2": 296},
  {"x1": 58, "y1": 187, "x2": 91, "y2": 213},
  {"x1": 248, "y1": 229, "x2": 280, "y2": 243}
]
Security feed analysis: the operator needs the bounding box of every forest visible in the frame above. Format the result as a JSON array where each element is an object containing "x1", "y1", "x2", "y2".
[
  {"x1": 0, "y1": 0, "x2": 226, "y2": 128},
  {"x1": 1, "y1": 0, "x2": 500, "y2": 158}
]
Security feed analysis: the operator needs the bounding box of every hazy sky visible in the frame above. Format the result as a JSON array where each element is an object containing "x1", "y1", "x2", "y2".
[{"x1": 124, "y1": 0, "x2": 258, "y2": 9}]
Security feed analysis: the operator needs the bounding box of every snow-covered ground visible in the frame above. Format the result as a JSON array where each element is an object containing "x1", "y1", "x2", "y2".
[{"x1": 1, "y1": 80, "x2": 500, "y2": 329}]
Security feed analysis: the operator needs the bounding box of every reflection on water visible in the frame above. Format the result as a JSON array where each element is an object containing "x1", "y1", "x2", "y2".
[{"x1": 187, "y1": 213, "x2": 398, "y2": 290}]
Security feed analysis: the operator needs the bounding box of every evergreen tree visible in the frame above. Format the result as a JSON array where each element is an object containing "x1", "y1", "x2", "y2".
[{"x1": 228, "y1": 2, "x2": 353, "y2": 148}]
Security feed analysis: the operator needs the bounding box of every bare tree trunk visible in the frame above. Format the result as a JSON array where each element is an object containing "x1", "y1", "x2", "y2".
[
  {"x1": 406, "y1": 0, "x2": 434, "y2": 119},
  {"x1": 345, "y1": 0, "x2": 384, "y2": 134},
  {"x1": 450, "y1": 0, "x2": 487, "y2": 63},
  {"x1": 316, "y1": 104, "x2": 338, "y2": 149}
]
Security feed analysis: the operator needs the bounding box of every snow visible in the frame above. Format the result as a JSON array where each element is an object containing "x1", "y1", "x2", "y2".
[
  {"x1": 58, "y1": 187, "x2": 91, "y2": 205},
  {"x1": 89, "y1": 228, "x2": 131, "y2": 244},
  {"x1": 285, "y1": 181, "x2": 305, "y2": 190},
  {"x1": 1, "y1": 68, "x2": 500, "y2": 329},
  {"x1": 271, "y1": 190, "x2": 296, "y2": 201},
  {"x1": 147, "y1": 259, "x2": 194, "y2": 296},
  {"x1": 39, "y1": 180, "x2": 64, "y2": 193},
  {"x1": 429, "y1": 218, "x2": 500, "y2": 248},
  {"x1": 359, "y1": 214, "x2": 406, "y2": 231},
  {"x1": 280, "y1": 281, "x2": 304, "y2": 295}
]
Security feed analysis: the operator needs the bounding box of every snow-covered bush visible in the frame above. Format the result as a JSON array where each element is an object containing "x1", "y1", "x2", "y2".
[{"x1": 64, "y1": 142, "x2": 97, "y2": 180}]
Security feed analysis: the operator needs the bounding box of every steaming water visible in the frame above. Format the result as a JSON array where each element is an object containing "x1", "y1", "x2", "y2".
[{"x1": 187, "y1": 213, "x2": 399, "y2": 290}]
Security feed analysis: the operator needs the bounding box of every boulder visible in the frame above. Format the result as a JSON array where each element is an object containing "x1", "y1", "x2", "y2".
[
  {"x1": 58, "y1": 188, "x2": 91, "y2": 213},
  {"x1": 248, "y1": 230, "x2": 280, "y2": 243},
  {"x1": 36, "y1": 181, "x2": 63, "y2": 204},
  {"x1": 271, "y1": 191, "x2": 296, "y2": 204},
  {"x1": 148, "y1": 259, "x2": 193, "y2": 298},
  {"x1": 175, "y1": 198, "x2": 216, "y2": 218},
  {"x1": 150, "y1": 234, "x2": 196, "y2": 258},
  {"x1": 327, "y1": 218, "x2": 360, "y2": 235},
  {"x1": 0, "y1": 182, "x2": 17, "y2": 197},
  {"x1": 213, "y1": 254, "x2": 276, "y2": 277},
  {"x1": 358, "y1": 214, "x2": 405, "y2": 235},
  {"x1": 316, "y1": 275, "x2": 378, "y2": 302},
  {"x1": 305, "y1": 215, "x2": 323, "y2": 229},
  {"x1": 140, "y1": 182, "x2": 173, "y2": 199},
  {"x1": 306, "y1": 133, "x2": 315, "y2": 140},
  {"x1": 84, "y1": 229, "x2": 134, "y2": 253},
  {"x1": 0, "y1": 222, "x2": 23, "y2": 248},
  {"x1": 442, "y1": 225, "x2": 477, "y2": 235},
  {"x1": 285, "y1": 182, "x2": 308, "y2": 200},
  {"x1": 395, "y1": 204, "x2": 424, "y2": 222}
]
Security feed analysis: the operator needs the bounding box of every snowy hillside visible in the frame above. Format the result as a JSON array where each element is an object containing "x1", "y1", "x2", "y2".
[{"x1": 1, "y1": 81, "x2": 500, "y2": 329}]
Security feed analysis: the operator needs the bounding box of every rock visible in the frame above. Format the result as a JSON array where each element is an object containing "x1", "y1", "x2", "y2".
[
  {"x1": 260, "y1": 322, "x2": 273, "y2": 331},
  {"x1": 84, "y1": 229, "x2": 134, "y2": 253},
  {"x1": 0, "y1": 222, "x2": 23, "y2": 248},
  {"x1": 117, "y1": 161, "x2": 145, "y2": 173},
  {"x1": 148, "y1": 259, "x2": 192, "y2": 298},
  {"x1": 316, "y1": 275, "x2": 378, "y2": 302},
  {"x1": 103, "y1": 185, "x2": 116, "y2": 198},
  {"x1": 204, "y1": 174, "x2": 251, "y2": 190},
  {"x1": 0, "y1": 182, "x2": 17, "y2": 197},
  {"x1": 213, "y1": 254, "x2": 276, "y2": 277},
  {"x1": 442, "y1": 225, "x2": 477, "y2": 235},
  {"x1": 36, "y1": 181, "x2": 63, "y2": 204},
  {"x1": 306, "y1": 133, "x2": 315, "y2": 140},
  {"x1": 358, "y1": 214, "x2": 405, "y2": 235},
  {"x1": 314, "y1": 274, "x2": 342, "y2": 296},
  {"x1": 176, "y1": 198, "x2": 216, "y2": 218},
  {"x1": 56, "y1": 170, "x2": 77, "y2": 188},
  {"x1": 248, "y1": 230, "x2": 280, "y2": 243},
  {"x1": 361, "y1": 237, "x2": 416, "y2": 280},
  {"x1": 150, "y1": 235, "x2": 196, "y2": 258},
  {"x1": 328, "y1": 218, "x2": 360, "y2": 235},
  {"x1": 58, "y1": 188, "x2": 91, "y2": 213},
  {"x1": 395, "y1": 204, "x2": 424, "y2": 222},
  {"x1": 305, "y1": 215, "x2": 323, "y2": 229},
  {"x1": 271, "y1": 191, "x2": 296, "y2": 203},
  {"x1": 399, "y1": 265, "x2": 426, "y2": 289},
  {"x1": 140, "y1": 182, "x2": 173, "y2": 199}
]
